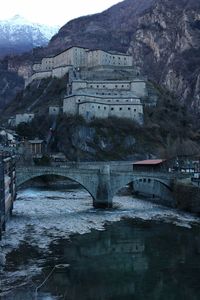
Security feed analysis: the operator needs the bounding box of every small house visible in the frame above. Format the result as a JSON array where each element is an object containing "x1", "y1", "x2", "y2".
[{"x1": 27, "y1": 138, "x2": 46, "y2": 156}]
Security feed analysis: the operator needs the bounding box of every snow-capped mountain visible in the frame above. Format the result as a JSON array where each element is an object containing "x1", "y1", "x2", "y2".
[{"x1": 0, "y1": 15, "x2": 59, "y2": 57}]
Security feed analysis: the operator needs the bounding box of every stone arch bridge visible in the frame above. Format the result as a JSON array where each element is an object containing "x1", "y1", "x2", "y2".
[{"x1": 16, "y1": 164, "x2": 179, "y2": 208}]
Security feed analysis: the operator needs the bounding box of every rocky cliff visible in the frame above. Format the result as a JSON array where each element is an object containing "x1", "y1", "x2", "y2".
[
  {"x1": 128, "y1": 0, "x2": 200, "y2": 110},
  {"x1": 46, "y1": 0, "x2": 200, "y2": 110}
]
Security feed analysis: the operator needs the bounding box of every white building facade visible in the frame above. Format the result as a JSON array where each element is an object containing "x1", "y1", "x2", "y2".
[
  {"x1": 26, "y1": 47, "x2": 134, "y2": 87},
  {"x1": 63, "y1": 78, "x2": 145, "y2": 124}
]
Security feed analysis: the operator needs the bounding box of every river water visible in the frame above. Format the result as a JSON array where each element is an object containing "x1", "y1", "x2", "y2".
[{"x1": 0, "y1": 186, "x2": 200, "y2": 299}]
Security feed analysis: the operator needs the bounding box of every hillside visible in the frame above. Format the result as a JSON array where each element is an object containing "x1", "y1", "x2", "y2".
[
  {"x1": 45, "y1": 0, "x2": 200, "y2": 110},
  {"x1": 4, "y1": 77, "x2": 199, "y2": 161}
]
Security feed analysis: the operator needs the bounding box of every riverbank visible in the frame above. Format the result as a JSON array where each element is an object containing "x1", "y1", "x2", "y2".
[{"x1": 1, "y1": 186, "x2": 200, "y2": 299}]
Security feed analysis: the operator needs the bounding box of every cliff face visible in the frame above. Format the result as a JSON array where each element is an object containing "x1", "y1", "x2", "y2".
[
  {"x1": 47, "y1": 0, "x2": 155, "y2": 54},
  {"x1": 128, "y1": 0, "x2": 200, "y2": 109}
]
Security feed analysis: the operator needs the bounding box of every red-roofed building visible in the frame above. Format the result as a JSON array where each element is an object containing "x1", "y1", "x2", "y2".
[{"x1": 133, "y1": 159, "x2": 168, "y2": 172}]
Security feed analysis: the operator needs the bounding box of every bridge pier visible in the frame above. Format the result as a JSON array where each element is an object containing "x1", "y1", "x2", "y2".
[{"x1": 94, "y1": 165, "x2": 112, "y2": 208}]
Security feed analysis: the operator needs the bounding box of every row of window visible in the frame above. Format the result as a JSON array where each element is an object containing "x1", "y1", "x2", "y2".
[
  {"x1": 139, "y1": 178, "x2": 151, "y2": 183},
  {"x1": 95, "y1": 106, "x2": 137, "y2": 111},
  {"x1": 78, "y1": 99, "x2": 140, "y2": 104},
  {"x1": 89, "y1": 84, "x2": 130, "y2": 88}
]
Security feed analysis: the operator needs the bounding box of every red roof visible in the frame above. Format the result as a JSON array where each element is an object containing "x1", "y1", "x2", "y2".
[{"x1": 133, "y1": 159, "x2": 166, "y2": 165}]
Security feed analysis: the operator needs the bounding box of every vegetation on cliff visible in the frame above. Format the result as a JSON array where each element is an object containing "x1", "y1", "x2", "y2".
[{"x1": 11, "y1": 79, "x2": 200, "y2": 161}]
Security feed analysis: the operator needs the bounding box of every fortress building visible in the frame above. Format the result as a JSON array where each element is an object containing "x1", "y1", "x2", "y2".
[
  {"x1": 23, "y1": 46, "x2": 156, "y2": 124},
  {"x1": 63, "y1": 79, "x2": 144, "y2": 124},
  {"x1": 25, "y1": 46, "x2": 133, "y2": 87}
]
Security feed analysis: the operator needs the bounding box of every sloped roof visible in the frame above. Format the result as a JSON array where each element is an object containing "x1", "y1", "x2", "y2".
[{"x1": 133, "y1": 159, "x2": 166, "y2": 165}]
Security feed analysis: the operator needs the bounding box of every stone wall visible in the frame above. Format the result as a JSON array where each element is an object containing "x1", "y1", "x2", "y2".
[
  {"x1": 27, "y1": 46, "x2": 134, "y2": 86},
  {"x1": 87, "y1": 49, "x2": 133, "y2": 67},
  {"x1": 63, "y1": 94, "x2": 143, "y2": 123},
  {"x1": 174, "y1": 183, "x2": 200, "y2": 214},
  {"x1": 71, "y1": 79, "x2": 147, "y2": 98},
  {"x1": 49, "y1": 106, "x2": 60, "y2": 116},
  {"x1": 15, "y1": 113, "x2": 35, "y2": 126},
  {"x1": 25, "y1": 71, "x2": 52, "y2": 87},
  {"x1": 52, "y1": 66, "x2": 71, "y2": 78},
  {"x1": 133, "y1": 180, "x2": 200, "y2": 214},
  {"x1": 132, "y1": 180, "x2": 175, "y2": 207},
  {"x1": 54, "y1": 47, "x2": 87, "y2": 68}
]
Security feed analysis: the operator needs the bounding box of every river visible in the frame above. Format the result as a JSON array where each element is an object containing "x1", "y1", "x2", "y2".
[{"x1": 0, "y1": 186, "x2": 200, "y2": 299}]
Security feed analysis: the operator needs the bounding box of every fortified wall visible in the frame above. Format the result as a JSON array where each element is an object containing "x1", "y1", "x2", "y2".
[
  {"x1": 21, "y1": 46, "x2": 157, "y2": 124},
  {"x1": 25, "y1": 46, "x2": 133, "y2": 87},
  {"x1": 63, "y1": 78, "x2": 146, "y2": 124}
]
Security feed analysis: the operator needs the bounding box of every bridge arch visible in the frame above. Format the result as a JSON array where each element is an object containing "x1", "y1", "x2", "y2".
[
  {"x1": 16, "y1": 167, "x2": 99, "y2": 201},
  {"x1": 111, "y1": 175, "x2": 173, "y2": 200}
]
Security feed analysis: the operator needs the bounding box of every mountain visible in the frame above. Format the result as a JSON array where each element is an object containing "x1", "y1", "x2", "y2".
[
  {"x1": 45, "y1": 0, "x2": 200, "y2": 111},
  {"x1": 0, "y1": 15, "x2": 59, "y2": 58},
  {"x1": 47, "y1": 0, "x2": 156, "y2": 55}
]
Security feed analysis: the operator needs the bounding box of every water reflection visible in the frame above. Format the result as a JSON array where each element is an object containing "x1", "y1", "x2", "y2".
[{"x1": 38, "y1": 219, "x2": 200, "y2": 300}]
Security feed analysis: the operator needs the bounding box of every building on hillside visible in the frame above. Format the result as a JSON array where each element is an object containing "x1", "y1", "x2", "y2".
[
  {"x1": 27, "y1": 138, "x2": 46, "y2": 156},
  {"x1": 8, "y1": 114, "x2": 35, "y2": 127},
  {"x1": 63, "y1": 78, "x2": 146, "y2": 123},
  {"x1": 22, "y1": 46, "x2": 157, "y2": 123},
  {"x1": 49, "y1": 106, "x2": 60, "y2": 116},
  {"x1": 15, "y1": 114, "x2": 35, "y2": 126},
  {"x1": 86, "y1": 49, "x2": 133, "y2": 68},
  {"x1": 63, "y1": 94, "x2": 143, "y2": 123},
  {"x1": 25, "y1": 46, "x2": 134, "y2": 87}
]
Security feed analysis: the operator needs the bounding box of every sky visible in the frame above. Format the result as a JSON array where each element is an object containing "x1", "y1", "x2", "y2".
[{"x1": 0, "y1": 0, "x2": 121, "y2": 27}]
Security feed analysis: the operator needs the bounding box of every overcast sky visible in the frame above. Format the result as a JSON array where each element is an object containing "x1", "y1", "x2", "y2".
[{"x1": 0, "y1": 0, "x2": 121, "y2": 26}]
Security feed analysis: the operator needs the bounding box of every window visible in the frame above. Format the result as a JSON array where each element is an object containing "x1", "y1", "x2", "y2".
[
  {"x1": 119, "y1": 107, "x2": 122, "y2": 111},
  {"x1": 134, "y1": 109, "x2": 136, "y2": 112},
  {"x1": 104, "y1": 107, "x2": 106, "y2": 110},
  {"x1": 128, "y1": 108, "x2": 131, "y2": 110},
  {"x1": 143, "y1": 178, "x2": 146, "y2": 182},
  {"x1": 148, "y1": 179, "x2": 151, "y2": 183},
  {"x1": 111, "y1": 107, "x2": 114, "y2": 111},
  {"x1": 98, "y1": 106, "x2": 100, "y2": 109}
]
